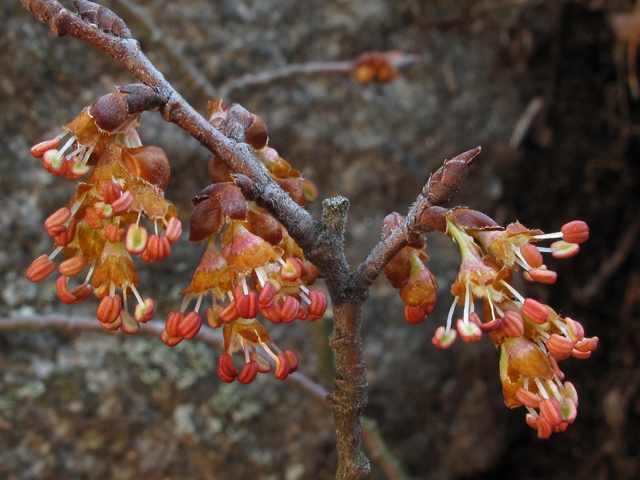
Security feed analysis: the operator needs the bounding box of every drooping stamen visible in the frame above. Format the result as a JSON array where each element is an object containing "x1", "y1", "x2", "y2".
[
  {"x1": 445, "y1": 296, "x2": 458, "y2": 332},
  {"x1": 130, "y1": 285, "x2": 145, "y2": 307},
  {"x1": 58, "y1": 135, "x2": 77, "y2": 157},
  {"x1": 548, "y1": 379, "x2": 563, "y2": 404},
  {"x1": 500, "y1": 280, "x2": 525, "y2": 303},
  {"x1": 534, "y1": 378, "x2": 550, "y2": 399},
  {"x1": 194, "y1": 294, "x2": 203, "y2": 314},
  {"x1": 48, "y1": 246, "x2": 64, "y2": 261},
  {"x1": 463, "y1": 283, "x2": 471, "y2": 326},
  {"x1": 180, "y1": 293, "x2": 194, "y2": 313},
  {"x1": 255, "y1": 267, "x2": 266, "y2": 287},
  {"x1": 532, "y1": 232, "x2": 563, "y2": 241},
  {"x1": 243, "y1": 338, "x2": 251, "y2": 363}
]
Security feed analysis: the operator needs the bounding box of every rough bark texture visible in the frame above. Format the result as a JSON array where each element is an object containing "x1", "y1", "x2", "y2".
[{"x1": 1, "y1": 1, "x2": 639, "y2": 479}]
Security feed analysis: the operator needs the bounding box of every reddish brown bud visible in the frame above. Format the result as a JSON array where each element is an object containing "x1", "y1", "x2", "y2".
[
  {"x1": 26, "y1": 254, "x2": 56, "y2": 282},
  {"x1": 245, "y1": 113, "x2": 268, "y2": 150},
  {"x1": 404, "y1": 305, "x2": 426, "y2": 324}
]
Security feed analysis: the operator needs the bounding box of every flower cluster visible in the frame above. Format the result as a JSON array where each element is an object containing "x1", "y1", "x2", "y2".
[
  {"x1": 26, "y1": 86, "x2": 181, "y2": 333},
  {"x1": 436, "y1": 208, "x2": 594, "y2": 437},
  {"x1": 384, "y1": 207, "x2": 595, "y2": 438},
  {"x1": 161, "y1": 101, "x2": 327, "y2": 384}
]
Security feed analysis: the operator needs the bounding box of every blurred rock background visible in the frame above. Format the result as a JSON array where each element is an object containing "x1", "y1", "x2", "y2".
[{"x1": 1, "y1": 0, "x2": 639, "y2": 479}]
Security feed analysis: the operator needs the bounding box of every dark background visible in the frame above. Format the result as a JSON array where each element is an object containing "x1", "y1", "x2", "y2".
[{"x1": 1, "y1": 0, "x2": 639, "y2": 479}]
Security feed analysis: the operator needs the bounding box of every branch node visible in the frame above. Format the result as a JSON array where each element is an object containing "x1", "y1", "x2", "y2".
[{"x1": 322, "y1": 196, "x2": 350, "y2": 234}]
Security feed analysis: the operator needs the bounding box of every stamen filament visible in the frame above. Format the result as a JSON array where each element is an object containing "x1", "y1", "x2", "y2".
[
  {"x1": 48, "y1": 246, "x2": 63, "y2": 261},
  {"x1": 194, "y1": 294, "x2": 203, "y2": 314},
  {"x1": 446, "y1": 296, "x2": 458, "y2": 332},
  {"x1": 534, "y1": 378, "x2": 550, "y2": 399},
  {"x1": 500, "y1": 280, "x2": 525, "y2": 303}
]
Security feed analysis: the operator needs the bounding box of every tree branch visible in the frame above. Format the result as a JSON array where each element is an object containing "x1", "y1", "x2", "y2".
[{"x1": 352, "y1": 147, "x2": 480, "y2": 293}]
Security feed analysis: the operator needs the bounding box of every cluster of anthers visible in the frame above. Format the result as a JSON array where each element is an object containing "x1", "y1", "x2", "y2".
[
  {"x1": 384, "y1": 207, "x2": 596, "y2": 438},
  {"x1": 26, "y1": 85, "x2": 178, "y2": 333},
  {"x1": 26, "y1": 88, "x2": 327, "y2": 385},
  {"x1": 164, "y1": 100, "x2": 326, "y2": 384}
]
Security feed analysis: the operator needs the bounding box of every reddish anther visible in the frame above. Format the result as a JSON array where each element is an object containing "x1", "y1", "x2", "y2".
[
  {"x1": 179, "y1": 311, "x2": 202, "y2": 339},
  {"x1": 58, "y1": 255, "x2": 88, "y2": 277},
  {"x1": 56, "y1": 276, "x2": 90, "y2": 304},
  {"x1": 260, "y1": 304, "x2": 282, "y2": 324},
  {"x1": 404, "y1": 305, "x2": 426, "y2": 324},
  {"x1": 53, "y1": 217, "x2": 77, "y2": 247},
  {"x1": 105, "y1": 223, "x2": 126, "y2": 243},
  {"x1": 142, "y1": 234, "x2": 171, "y2": 262},
  {"x1": 125, "y1": 224, "x2": 148, "y2": 254},
  {"x1": 274, "y1": 353, "x2": 290, "y2": 380},
  {"x1": 551, "y1": 241, "x2": 580, "y2": 259},
  {"x1": 217, "y1": 354, "x2": 239, "y2": 383},
  {"x1": 165, "y1": 311, "x2": 184, "y2": 338},
  {"x1": 280, "y1": 257, "x2": 302, "y2": 282},
  {"x1": 457, "y1": 319, "x2": 482, "y2": 342},
  {"x1": 84, "y1": 206, "x2": 104, "y2": 229},
  {"x1": 97, "y1": 294, "x2": 122, "y2": 324},
  {"x1": 525, "y1": 414, "x2": 538, "y2": 430},
  {"x1": 571, "y1": 348, "x2": 591, "y2": 360},
  {"x1": 502, "y1": 310, "x2": 524, "y2": 338},
  {"x1": 161, "y1": 329, "x2": 183, "y2": 347},
  {"x1": 278, "y1": 296, "x2": 300, "y2": 323},
  {"x1": 516, "y1": 388, "x2": 542, "y2": 408},
  {"x1": 100, "y1": 314, "x2": 122, "y2": 332},
  {"x1": 547, "y1": 355, "x2": 565, "y2": 381},
  {"x1": 44, "y1": 207, "x2": 71, "y2": 234},
  {"x1": 524, "y1": 268, "x2": 557, "y2": 284},
  {"x1": 303, "y1": 263, "x2": 318, "y2": 286},
  {"x1": 42, "y1": 149, "x2": 67, "y2": 175},
  {"x1": 521, "y1": 298, "x2": 549, "y2": 324},
  {"x1": 295, "y1": 305, "x2": 308, "y2": 320},
  {"x1": 478, "y1": 317, "x2": 502, "y2": 333},
  {"x1": 30, "y1": 138, "x2": 61, "y2": 158},
  {"x1": 102, "y1": 182, "x2": 123, "y2": 205},
  {"x1": 134, "y1": 298, "x2": 155, "y2": 323},
  {"x1": 574, "y1": 337, "x2": 599, "y2": 353},
  {"x1": 236, "y1": 290, "x2": 259, "y2": 318},
  {"x1": 537, "y1": 416, "x2": 553, "y2": 439},
  {"x1": 561, "y1": 221, "x2": 589, "y2": 244},
  {"x1": 250, "y1": 352, "x2": 273, "y2": 373},
  {"x1": 520, "y1": 243, "x2": 543, "y2": 268},
  {"x1": 120, "y1": 311, "x2": 141, "y2": 335},
  {"x1": 539, "y1": 398, "x2": 563, "y2": 427},
  {"x1": 563, "y1": 397, "x2": 578, "y2": 424},
  {"x1": 546, "y1": 333, "x2": 575, "y2": 360},
  {"x1": 93, "y1": 202, "x2": 113, "y2": 220},
  {"x1": 206, "y1": 305, "x2": 224, "y2": 328},
  {"x1": 26, "y1": 254, "x2": 56, "y2": 282},
  {"x1": 258, "y1": 281, "x2": 276, "y2": 308},
  {"x1": 164, "y1": 217, "x2": 182, "y2": 245},
  {"x1": 564, "y1": 318, "x2": 585, "y2": 342},
  {"x1": 283, "y1": 350, "x2": 299, "y2": 373},
  {"x1": 432, "y1": 326, "x2": 457, "y2": 349},
  {"x1": 308, "y1": 290, "x2": 328, "y2": 318},
  {"x1": 237, "y1": 361, "x2": 259, "y2": 384},
  {"x1": 111, "y1": 190, "x2": 134, "y2": 216},
  {"x1": 220, "y1": 300, "x2": 240, "y2": 323}
]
